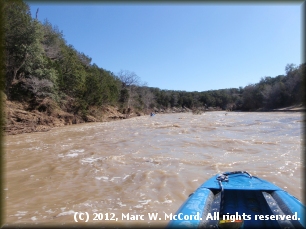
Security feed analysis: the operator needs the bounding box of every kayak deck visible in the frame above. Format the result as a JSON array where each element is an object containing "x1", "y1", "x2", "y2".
[
  {"x1": 167, "y1": 172, "x2": 305, "y2": 228},
  {"x1": 199, "y1": 189, "x2": 299, "y2": 228}
]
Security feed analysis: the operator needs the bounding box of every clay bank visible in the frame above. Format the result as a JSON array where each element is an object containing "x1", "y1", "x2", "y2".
[{"x1": 3, "y1": 94, "x2": 303, "y2": 136}]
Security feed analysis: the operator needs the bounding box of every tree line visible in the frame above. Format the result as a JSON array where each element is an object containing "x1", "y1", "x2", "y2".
[
  {"x1": 2, "y1": 0, "x2": 304, "y2": 119},
  {"x1": 148, "y1": 62, "x2": 304, "y2": 111}
]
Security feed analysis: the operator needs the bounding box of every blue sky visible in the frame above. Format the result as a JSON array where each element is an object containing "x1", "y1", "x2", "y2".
[{"x1": 26, "y1": 2, "x2": 302, "y2": 92}]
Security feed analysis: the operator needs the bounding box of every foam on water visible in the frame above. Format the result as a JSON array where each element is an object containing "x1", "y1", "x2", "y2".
[{"x1": 4, "y1": 111, "x2": 303, "y2": 226}]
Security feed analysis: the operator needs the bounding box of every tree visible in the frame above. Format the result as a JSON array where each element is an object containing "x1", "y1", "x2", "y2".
[
  {"x1": 141, "y1": 88, "x2": 155, "y2": 111},
  {"x1": 241, "y1": 84, "x2": 259, "y2": 110},
  {"x1": 77, "y1": 51, "x2": 92, "y2": 67},
  {"x1": 4, "y1": 0, "x2": 37, "y2": 96},
  {"x1": 4, "y1": 1, "x2": 59, "y2": 101},
  {"x1": 22, "y1": 76, "x2": 53, "y2": 99},
  {"x1": 41, "y1": 19, "x2": 63, "y2": 60},
  {"x1": 285, "y1": 63, "x2": 297, "y2": 75},
  {"x1": 117, "y1": 70, "x2": 140, "y2": 108},
  {"x1": 57, "y1": 44, "x2": 86, "y2": 97},
  {"x1": 117, "y1": 70, "x2": 140, "y2": 88}
]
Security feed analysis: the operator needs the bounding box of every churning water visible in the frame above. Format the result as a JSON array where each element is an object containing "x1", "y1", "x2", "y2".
[{"x1": 3, "y1": 111, "x2": 304, "y2": 227}]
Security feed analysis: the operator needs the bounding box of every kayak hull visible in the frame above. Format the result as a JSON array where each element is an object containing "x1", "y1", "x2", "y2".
[{"x1": 167, "y1": 172, "x2": 305, "y2": 228}]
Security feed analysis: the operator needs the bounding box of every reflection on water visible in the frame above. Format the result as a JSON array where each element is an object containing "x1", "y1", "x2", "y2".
[{"x1": 4, "y1": 111, "x2": 304, "y2": 227}]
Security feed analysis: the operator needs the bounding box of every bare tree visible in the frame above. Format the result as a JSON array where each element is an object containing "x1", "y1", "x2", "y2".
[
  {"x1": 142, "y1": 88, "x2": 154, "y2": 110},
  {"x1": 117, "y1": 70, "x2": 140, "y2": 88},
  {"x1": 117, "y1": 70, "x2": 141, "y2": 108},
  {"x1": 22, "y1": 76, "x2": 53, "y2": 99}
]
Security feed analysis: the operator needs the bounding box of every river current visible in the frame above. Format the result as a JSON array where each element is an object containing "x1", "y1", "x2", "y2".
[{"x1": 3, "y1": 111, "x2": 304, "y2": 227}]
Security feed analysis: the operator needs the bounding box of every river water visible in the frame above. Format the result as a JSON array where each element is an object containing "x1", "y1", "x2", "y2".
[{"x1": 3, "y1": 111, "x2": 304, "y2": 227}]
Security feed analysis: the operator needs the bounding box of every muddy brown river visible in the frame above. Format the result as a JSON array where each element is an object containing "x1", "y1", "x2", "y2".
[{"x1": 3, "y1": 111, "x2": 304, "y2": 227}]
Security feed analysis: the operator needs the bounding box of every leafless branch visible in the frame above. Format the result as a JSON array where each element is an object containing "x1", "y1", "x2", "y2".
[
  {"x1": 117, "y1": 70, "x2": 140, "y2": 88},
  {"x1": 22, "y1": 76, "x2": 53, "y2": 98}
]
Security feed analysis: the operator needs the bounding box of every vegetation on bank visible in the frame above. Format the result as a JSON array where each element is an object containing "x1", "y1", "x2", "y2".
[{"x1": 3, "y1": 0, "x2": 305, "y2": 125}]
